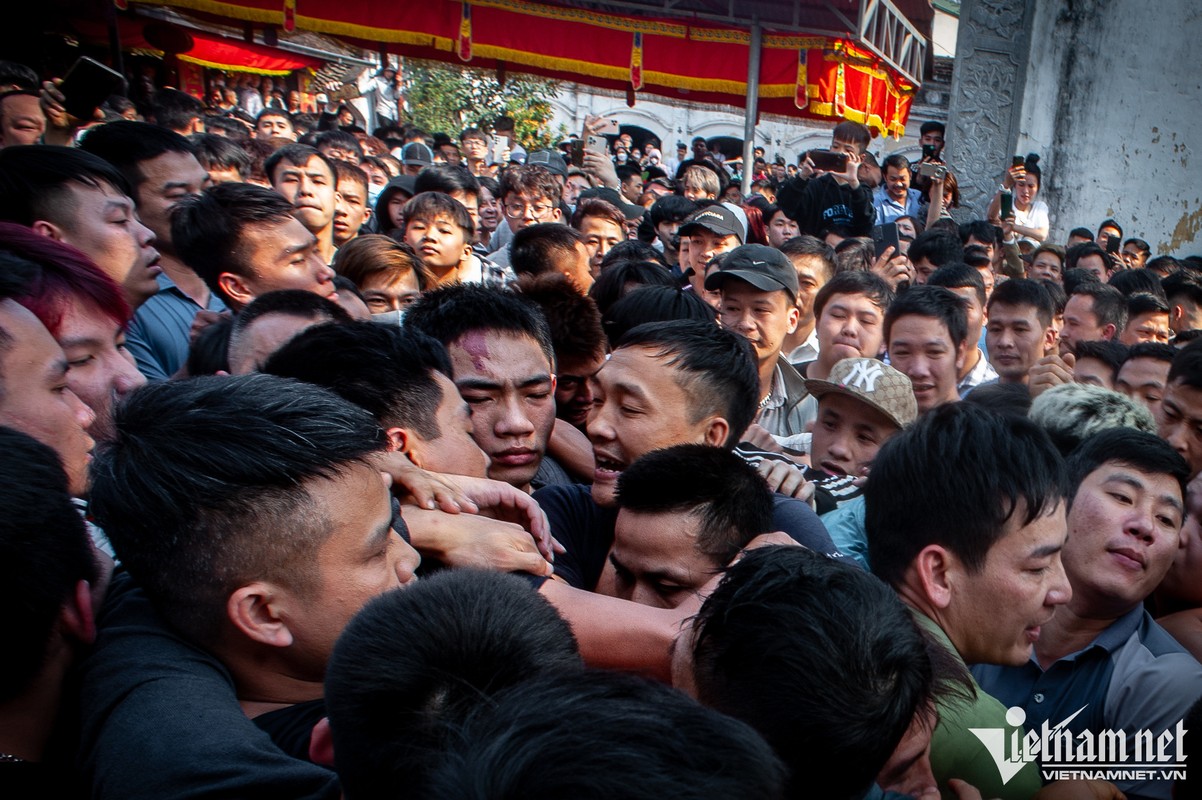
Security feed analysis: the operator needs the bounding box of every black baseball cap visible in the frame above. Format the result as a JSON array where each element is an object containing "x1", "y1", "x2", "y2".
[
  {"x1": 679, "y1": 205, "x2": 745, "y2": 242},
  {"x1": 705, "y1": 243, "x2": 799, "y2": 303}
]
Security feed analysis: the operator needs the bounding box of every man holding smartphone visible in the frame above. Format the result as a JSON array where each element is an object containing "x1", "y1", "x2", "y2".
[{"x1": 873, "y1": 154, "x2": 923, "y2": 225}]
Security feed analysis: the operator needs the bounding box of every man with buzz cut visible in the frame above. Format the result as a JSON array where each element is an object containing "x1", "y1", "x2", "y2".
[
  {"x1": 975, "y1": 429, "x2": 1202, "y2": 800},
  {"x1": 866, "y1": 403, "x2": 1070, "y2": 798},
  {"x1": 884, "y1": 284, "x2": 969, "y2": 413}
]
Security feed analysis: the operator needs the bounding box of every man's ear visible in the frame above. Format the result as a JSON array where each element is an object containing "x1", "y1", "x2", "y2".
[
  {"x1": 227, "y1": 582, "x2": 294, "y2": 648},
  {"x1": 218, "y1": 272, "x2": 256, "y2": 308},
  {"x1": 786, "y1": 304, "x2": 801, "y2": 335},
  {"x1": 701, "y1": 417, "x2": 731, "y2": 448},
  {"x1": 59, "y1": 579, "x2": 98, "y2": 645},
  {"x1": 385, "y1": 426, "x2": 411, "y2": 455},
  {"x1": 30, "y1": 220, "x2": 66, "y2": 242},
  {"x1": 549, "y1": 207, "x2": 563, "y2": 223},
  {"x1": 1100, "y1": 322, "x2": 1118, "y2": 341},
  {"x1": 915, "y1": 544, "x2": 954, "y2": 610},
  {"x1": 1043, "y1": 324, "x2": 1058, "y2": 355},
  {"x1": 955, "y1": 339, "x2": 970, "y2": 372}
]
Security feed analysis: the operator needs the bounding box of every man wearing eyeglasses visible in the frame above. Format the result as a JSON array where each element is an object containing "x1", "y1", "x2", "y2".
[{"x1": 488, "y1": 165, "x2": 565, "y2": 271}]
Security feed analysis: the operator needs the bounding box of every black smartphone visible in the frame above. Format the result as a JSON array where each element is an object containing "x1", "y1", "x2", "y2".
[
  {"x1": 58, "y1": 56, "x2": 127, "y2": 120},
  {"x1": 999, "y1": 191, "x2": 1013, "y2": 219},
  {"x1": 1012, "y1": 155, "x2": 1026, "y2": 169},
  {"x1": 1107, "y1": 234, "x2": 1121, "y2": 254},
  {"x1": 808, "y1": 149, "x2": 850, "y2": 172},
  {"x1": 569, "y1": 139, "x2": 584, "y2": 168},
  {"x1": 872, "y1": 223, "x2": 900, "y2": 260},
  {"x1": 921, "y1": 143, "x2": 938, "y2": 160}
]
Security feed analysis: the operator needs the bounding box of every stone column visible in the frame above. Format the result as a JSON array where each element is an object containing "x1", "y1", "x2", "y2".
[{"x1": 943, "y1": 0, "x2": 1039, "y2": 216}]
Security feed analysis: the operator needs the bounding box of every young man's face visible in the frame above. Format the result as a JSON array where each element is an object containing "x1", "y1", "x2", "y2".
[
  {"x1": 686, "y1": 228, "x2": 740, "y2": 266},
  {"x1": 0, "y1": 300, "x2": 96, "y2": 497},
  {"x1": 1120, "y1": 311, "x2": 1171, "y2": 346},
  {"x1": 1158, "y1": 472, "x2": 1202, "y2": 606},
  {"x1": 939, "y1": 501, "x2": 1071, "y2": 666},
  {"x1": 0, "y1": 93, "x2": 45, "y2": 147},
  {"x1": 887, "y1": 314, "x2": 965, "y2": 412},
  {"x1": 654, "y1": 219, "x2": 682, "y2": 253},
  {"x1": 555, "y1": 350, "x2": 604, "y2": 430},
  {"x1": 816, "y1": 292, "x2": 886, "y2": 369},
  {"x1": 1064, "y1": 462, "x2": 1184, "y2": 615},
  {"x1": 1029, "y1": 252, "x2": 1062, "y2": 282},
  {"x1": 587, "y1": 345, "x2": 727, "y2": 506},
  {"x1": 503, "y1": 190, "x2": 561, "y2": 234},
  {"x1": 57, "y1": 298, "x2": 145, "y2": 443},
  {"x1": 255, "y1": 114, "x2": 296, "y2": 141},
  {"x1": 718, "y1": 282, "x2": 799, "y2": 368},
  {"x1": 230, "y1": 216, "x2": 338, "y2": 307},
  {"x1": 579, "y1": 215, "x2": 625, "y2": 274},
  {"x1": 791, "y1": 254, "x2": 830, "y2": 327},
  {"x1": 1077, "y1": 253, "x2": 1110, "y2": 281},
  {"x1": 829, "y1": 137, "x2": 860, "y2": 156},
  {"x1": 919, "y1": 129, "x2": 944, "y2": 156},
  {"x1": 359, "y1": 270, "x2": 422, "y2": 314},
  {"x1": 460, "y1": 135, "x2": 487, "y2": 162},
  {"x1": 884, "y1": 165, "x2": 911, "y2": 201},
  {"x1": 1073, "y1": 356, "x2": 1116, "y2": 390},
  {"x1": 279, "y1": 463, "x2": 420, "y2": 679},
  {"x1": 1059, "y1": 294, "x2": 1108, "y2": 356},
  {"x1": 1122, "y1": 244, "x2": 1148, "y2": 269},
  {"x1": 52, "y1": 184, "x2": 161, "y2": 308},
  {"x1": 404, "y1": 214, "x2": 471, "y2": 272},
  {"x1": 563, "y1": 174, "x2": 591, "y2": 207},
  {"x1": 766, "y1": 211, "x2": 799, "y2": 249},
  {"x1": 1116, "y1": 356, "x2": 1170, "y2": 417},
  {"x1": 332, "y1": 179, "x2": 371, "y2": 246},
  {"x1": 271, "y1": 156, "x2": 337, "y2": 234},
  {"x1": 985, "y1": 302, "x2": 1053, "y2": 383},
  {"x1": 400, "y1": 371, "x2": 488, "y2": 478},
  {"x1": 130, "y1": 150, "x2": 211, "y2": 250},
  {"x1": 944, "y1": 286, "x2": 985, "y2": 345},
  {"x1": 1157, "y1": 379, "x2": 1202, "y2": 478},
  {"x1": 447, "y1": 331, "x2": 556, "y2": 491},
  {"x1": 620, "y1": 173, "x2": 644, "y2": 204},
  {"x1": 603, "y1": 509, "x2": 718, "y2": 609},
  {"x1": 810, "y1": 392, "x2": 899, "y2": 479},
  {"x1": 1096, "y1": 226, "x2": 1122, "y2": 249}
]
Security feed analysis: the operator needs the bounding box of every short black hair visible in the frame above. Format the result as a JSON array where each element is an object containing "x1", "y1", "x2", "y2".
[
  {"x1": 1039, "y1": 278, "x2": 1067, "y2": 316},
  {"x1": 325, "y1": 570, "x2": 581, "y2": 799},
  {"x1": 264, "y1": 321, "x2": 452, "y2": 438},
  {"x1": 1098, "y1": 218, "x2": 1123, "y2": 239},
  {"x1": 1109, "y1": 269, "x2": 1165, "y2": 299},
  {"x1": 1068, "y1": 227, "x2": 1095, "y2": 241},
  {"x1": 510, "y1": 223, "x2": 584, "y2": 278},
  {"x1": 0, "y1": 145, "x2": 132, "y2": 227},
  {"x1": 691, "y1": 545, "x2": 933, "y2": 799},
  {"x1": 1169, "y1": 338, "x2": 1202, "y2": 390},
  {"x1": 959, "y1": 219, "x2": 1002, "y2": 247},
  {"x1": 1127, "y1": 291, "x2": 1170, "y2": 320},
  {"x1": 1073, "y1": 340, "x2": 1129, "y2": 381},
  {"x1": 405, "y1": 282, "x2": 554, "y2": 365},
  {"x1": 1066, "y1": 428, "x2": 1188, "y2": 505},
  {"x1": 89, "y1": 375, "x2": 387, "y2": 646},
  {"x1": 601, "y1": 240, "x2": 668, "y2": 272},
  {"x1": 779, "y1": 234, "x2": 836, "y2": 283},
  {"x1": 0, "y1": 427, "x2": 98, "y2": 702},
  {"x1": 588, "y1": 260, "x2": 676, "y2": 316},
  {"x1": 401, "y1": 191, "x2": 474, "y2": 238},
  {"x1": 172, "y1": 182, "x2": 299, "y2": 304},
  {"x1": 1148, "y1": 255, "x2": 1185, "y2": 277},
  {"x1": 413, "y1": 164, "x2": 480, "y2": 198},
  {"x1": 615, "y1": 320, "x2": 758, "y2": 448},
  {"x1": 190, "y1": 133, "x2": 252, "y2": 180},
  {"x1": 919, "y1": 120, "x2": 945, "y2": 136},
  {"x1": 616, "y1": 444, "x2": 772, "y2": 564},
  {"x1": 79, "y1": 120, "x2": 195, "y2": 193},
  {"x1": 150, "y1": 88, "x2": 204, "y2": 132},
  {"x1": 516, "y1": 273, "x2": 606, "y2": 365},
  {"x1": 0, "y1": 61, "x2": 38, "y2": 90},
  {"x1": 1124, "y1": 341, "x2": 1176, "y2": 365},
  {"x1": 1070, "y1": 282, "x2": 1129, "y2": 332},
  {"x1": 1066, "y1": 242, "x2": 1115, "y2": 274},
  {"x1": 1125, "y1": 238, "x2": 1152, "y2": 256},
  {"x1": 813, "y1": 270, "x2": 894, "y2": 322},
  {"x1": 910, "y1": 229, "x2": 965, "y2": 269},
  {"x1": 424, "y1": 668, "x2": 786, "y2": 799},
  {"x1": 884, "y1": 284, "x2": 968, "y2": 346},
  {"x1": 866, "y1": 403, "x2": 1068, "y2": 588},
  {"x1": 602, "y1": 284, "x2": 717, "y2": 347},
  {"x1": 987, "y1": 278, "x2": 1055, "y2": 328},
  {"x1": 185, "y1": 314, "x2": 232, "y2": 376},
  {"x1": 1163, "y1": 269, "x2": 1202, "y2": 307},
  {"x1": 831, "y1": 120, "x2": 871, "y2": 153},
  {"x1": 314, "y1": 129, "x2": 364, "y2": 162},
  {"x1": 927, "y1": 262, "x2": 986, "y2": 306},
  {"x1": 649, "y1": 194, "x2": 697, "y2": 226},
  {"x1": 1062, "y1": 267, "x2": 1102, "y2": 297}
]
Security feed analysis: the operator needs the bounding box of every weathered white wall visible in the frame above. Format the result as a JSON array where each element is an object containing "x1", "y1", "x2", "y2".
[{"x1": 1015, "y1": 0, "x2": 1200, "y2": 254}]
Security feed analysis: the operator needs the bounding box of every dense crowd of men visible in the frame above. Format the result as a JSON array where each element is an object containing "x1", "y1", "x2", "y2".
[{"x1": 2, "y1": 55, "x2": 1202, "y2": 800}]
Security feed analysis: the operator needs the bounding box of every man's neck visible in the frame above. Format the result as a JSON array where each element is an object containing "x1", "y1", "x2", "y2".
[
  {"x1": 1035, "y1": 597, "x2": 1133, "y2": 669},
  {"x1": 808, "y1": 354, "x2": 838, "y2": 381},
  {"x1": 758, "y1": 355, "x2": 778, "y2": 400},
  {"x1": 315, "y1": 227, "x2": 336, "y2": 265},
  {"x1": 662, "y1": 247, "x2": 679, "y2": 267},
  {"x1": 222, "y1": 648, "x2": 324, "y2": 717},
  {"x1": 0, "y1": 651, "x2": 71, "y2": 762},
  {"x1": 157, "y1": 251, "x2": 210, "y2": 307}
]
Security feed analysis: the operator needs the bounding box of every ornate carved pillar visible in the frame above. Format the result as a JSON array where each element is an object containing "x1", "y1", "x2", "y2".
[{"x1": 944, "y1": 0, "x2": 1039, "y2": 216}]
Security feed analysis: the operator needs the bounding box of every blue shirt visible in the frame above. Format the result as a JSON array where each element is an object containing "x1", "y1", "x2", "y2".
[
  {"x1": 873, "y1": 187, "x2": 923, "y2": 225},
  {"x1": 125, "y1": 272, "x2": 226, "y2": 381},
  {"x1": 973, "y1": 606, "x2": 1202, "y2": 800}
]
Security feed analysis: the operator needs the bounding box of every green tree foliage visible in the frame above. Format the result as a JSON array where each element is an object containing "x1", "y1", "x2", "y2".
[{"x1": 401, "y1": 59, "x2": 558, "y2": 149}]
